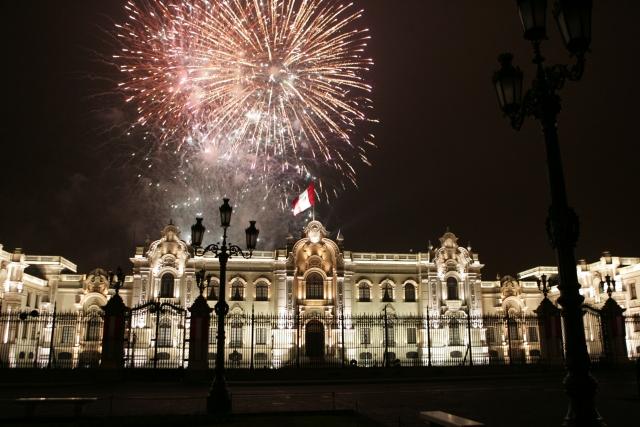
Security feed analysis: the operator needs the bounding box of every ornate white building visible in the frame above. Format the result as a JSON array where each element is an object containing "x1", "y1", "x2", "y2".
[{"x1": 1, "y1": 220, "x2": 639, "y2": 367}]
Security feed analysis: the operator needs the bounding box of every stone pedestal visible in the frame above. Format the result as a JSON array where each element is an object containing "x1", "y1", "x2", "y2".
[
  {"x1": 188, "y1": 295, "x2": 213, "y2": 370},
  {"x1": 600, "y1": 298, "x2": 627, "y2": 364},
  {"x1": 100, "y1": 293, "x2": 127, "y2": 369},
  {"x1": 535, "y1": 297, "x2": 563, "y2": 364}
]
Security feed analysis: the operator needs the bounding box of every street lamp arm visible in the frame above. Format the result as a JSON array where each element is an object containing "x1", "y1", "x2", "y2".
[
  {"x1": 193, "y1": 243, "x2": 222, "y2": 258},
  {"x1": 227, "y1": 244, "x2": 253, "y2": 259},
  {"x1": 545, "y1": 54, "x2": 586, "y2": 91}
]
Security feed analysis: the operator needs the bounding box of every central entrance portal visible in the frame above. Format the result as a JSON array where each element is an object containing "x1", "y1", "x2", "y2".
[{"x1": 305, "y1": 320, "x2": 325, "y2": 358}]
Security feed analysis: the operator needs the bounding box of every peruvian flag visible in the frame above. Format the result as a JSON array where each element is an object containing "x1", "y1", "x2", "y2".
[{"x1": 292, "y1": 183, "x2": 315, "y2": 216}]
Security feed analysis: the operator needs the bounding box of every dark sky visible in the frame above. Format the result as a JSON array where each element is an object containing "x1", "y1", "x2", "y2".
[{"x1": 2, "y1": 1, "x2": 639, "y2": 277}]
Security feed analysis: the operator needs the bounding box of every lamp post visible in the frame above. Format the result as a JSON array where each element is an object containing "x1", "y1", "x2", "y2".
[
  {"x1": 492, "y1": 1, "x2": 602, "y2": 425},
  {"x1": 190, "y1": 198, "x2": 259, "y2": 415},
  {"x1": 536, "y1": 274, "x2": 553, "y2": 299}
]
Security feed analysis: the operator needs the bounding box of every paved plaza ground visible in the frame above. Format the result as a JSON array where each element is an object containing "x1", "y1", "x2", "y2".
[{"x1": 0, "y1": 365, "x2": 637, "y2": 426}]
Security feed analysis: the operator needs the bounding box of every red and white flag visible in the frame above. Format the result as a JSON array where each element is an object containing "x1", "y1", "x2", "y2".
[{"x1": 292, "y1": 183, "x2": 315, "y2": 216}]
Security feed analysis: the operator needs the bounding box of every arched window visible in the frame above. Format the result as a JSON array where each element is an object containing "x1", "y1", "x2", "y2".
[
  {"x1": 255, "y1": 282, "x2": 269, "y2": 301},
  {"x1": 404, "y1": 283, "x2": 416, "y2": 302},
  {"x1": 381, "y1": 282, "x2": 394, "y2": 302},
  {"x1": 208, "y1": 279, "x2": 219, "y2": 301},
  {"x1": 358, "y1": 283, "x2": 371, "y2": 302},
  {"x1": 160, "y1": 273, "x2": 175, "y2": 298},
  {"x1": 231, "y1": 280, "x2": 244, "y2": 301},
  {"x1": 158, "y1": 319, "x2": 172, "y2": 348},
  {"x1": 85, "y1": 317, "x2": 101, "y2": 342},
  {"x1": 306, "y1": 273, "x2": 324, "y2": 300},
  {"x1": 446, "y1": 277, "x2": 459, "y2": 300}
]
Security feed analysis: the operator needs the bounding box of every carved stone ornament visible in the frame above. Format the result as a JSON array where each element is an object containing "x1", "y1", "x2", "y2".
[{"x1": 83, "y1": 268, "x2": 109, "y2": 295}]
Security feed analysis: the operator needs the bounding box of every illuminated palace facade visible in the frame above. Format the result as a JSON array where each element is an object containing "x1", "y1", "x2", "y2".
[{"x1": 1, "y1": 220, "x2": 639, "y2": 367}]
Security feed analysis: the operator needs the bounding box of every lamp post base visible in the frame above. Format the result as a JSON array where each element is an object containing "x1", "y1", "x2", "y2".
[
  {"x1": 206, "y1": 374, "x2": 232, "y2": 415},
  {"x1": 563, "y1": 371, "x2": 606, "y2": 427}
]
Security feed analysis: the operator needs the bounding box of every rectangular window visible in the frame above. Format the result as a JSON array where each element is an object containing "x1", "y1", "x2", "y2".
[
  {"x1": 407, "y1": 327, "x2": 417, "y2": 344},
  {"x1": 528, "y1": 326, "x2": 539, "y2": 342},
  {"x1": 360, "y1": 328, "x2": 370, "y2": 345},
  {"x1": 22, "y1": 324, "x2": 29, "y2": 340},
  {"x1": 486, "y1": 327, "x2": 496, "y2": 344},
  {"x1": 256, "y1": 328, "x2": 267, "y2": 345},
  {"x1": 230, "y1": 325, "x2": 243, "y2": 348},
  {"x1": 386, "y1": 325, "x2": 395, "y2": 346},
  {"x1": 630, "y1": 283, "x2": 637, "y2": 300},
  {"x1": 61, "y1": 326, "x2": 74, "y2": 344}
]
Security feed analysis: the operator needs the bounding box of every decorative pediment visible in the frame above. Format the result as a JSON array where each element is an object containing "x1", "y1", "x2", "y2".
[
  {"x1": 83, "y1": 268, "x2": 109, "y2": 295},
  {"x1": 500, "y1": 275, "x2": 521, "y2": 298},
  {"x1": 291, "y1": 220, "x2": 342, "y2": 274}
]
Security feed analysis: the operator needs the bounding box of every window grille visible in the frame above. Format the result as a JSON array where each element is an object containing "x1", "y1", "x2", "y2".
[
  {"x1": 255, "y1": 283, "x2": 269, "y2": 301},
  {"x1": 360, "y1": 327, "x2": 371, "y2": 345},
  {"x1": 256, "y1": 328, "x2": 267, "y2": 345},
  {"x1": 407, "y1": 327, "x2": 417, "y2": 344},
  {"x1": 404, "y1": 284, "x2": 416, "y2": 302},
  {"x1": 160, "y1": 273, "x2": 175, "y2": 298},
  {"x1": 61, "y1": 326, "x2": 74, "y2": 344},
  {"x1": 306, "y1": 273, "x2": 324, "y2": 299},
  {"x1": 231, "y1": 281, "x2": 244, "y2": 301},
  {"x1": 358, "y1": 284, "x2": 371, "y2": 302},
  {"x1": 230, "y1": 323, "x2": 243, "y2": 347},
  {"x1": 381, "y1": 283, "x2": 394, "y2": 302},
  {"x1": 157, "y1": 320, "x2": 172, "y2": 347},
  {"x1": 446, "y1": 277, "x2": 459, "y2": 300},
  {"x1": 85, "y1": 318, "x2": 101, "y2": 342}
]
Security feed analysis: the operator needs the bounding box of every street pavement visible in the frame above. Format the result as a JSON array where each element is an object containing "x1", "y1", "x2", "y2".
[{"x1": 0, "y1": 368, "x2": 637, "y2": 426}]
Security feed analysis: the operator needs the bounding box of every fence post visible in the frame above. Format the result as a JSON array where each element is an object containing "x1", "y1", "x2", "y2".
[
  {"x1": 341, "y1": 312, "x2": 346, "y2": 368},
  {"x1": 383, "y1": 306, "x2": 389, "y2": 368},
  {"x1": 600, "y1": 297, "x2": 627, "y2": 364},
  {"x1": 47, "y1": 303, "x2": 57, "y2": 369},
  {"x1": 187, "y1": 294, "x2": 213, "y2": 370},
  {"x1": 505, "y1": 311, "x2": 513, "y2": 365},
  {"x1": 466, "y1": 311, "x2": 473, "y2": 366},
  {"x1": 101, "y1": 294, "x2": 127, "y2": 369},
  {"x1": 296, "y1": 312, "x2": 300, "y2": 368},
  {"x1": 535, "y1": 297, "x2": 563, "y2": 364},
  {"x1": 426, "y1": 309, "x2": 432, "y2": 367},
  {"x1": 153, "y1": 303, "x2": 161, "y2": 369},
  {"x1": 250, "y1": 305, "x2": 255, "y2": 371}
]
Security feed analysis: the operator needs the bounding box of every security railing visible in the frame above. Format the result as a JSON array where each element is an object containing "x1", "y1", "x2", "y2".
[
  {"x1": 1, "y1": 308, "x2": 638, "y2": 369},
  {"x1": 0, "y1": 311, "x2": 103, "y2": 369}
]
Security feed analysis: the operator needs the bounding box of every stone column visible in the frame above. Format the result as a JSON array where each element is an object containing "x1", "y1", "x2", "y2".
[
  {"x1": 535, "y1": 297, "x2": 563, "y2": 364},
  {"x1": 600, "y1": 297, "x2": 627, "y2": 364},
  {"x1": 100, "y1": 293, "x2": 127, "y2": 369},
  {"x1": 188, "y1": 295, "x2": 213, "y2": 370}
]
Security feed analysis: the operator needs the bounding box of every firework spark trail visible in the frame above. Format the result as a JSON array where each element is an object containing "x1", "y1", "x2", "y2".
[
  {"x1": 109, "y1": 0, "x2": 375, "y2": 243},
  {"x1": 114, "y1": 0, "x2": 374, "y2": 190}
]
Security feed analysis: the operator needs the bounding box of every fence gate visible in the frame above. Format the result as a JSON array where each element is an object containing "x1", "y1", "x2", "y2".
[{"x1": 125, "y1": 301, "x2": 188, "y2": 369}]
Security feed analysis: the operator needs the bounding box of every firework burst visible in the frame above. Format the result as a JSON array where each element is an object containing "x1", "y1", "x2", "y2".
[{"x1": 114, "y1": 0, "x2": 375, "y2": 197}]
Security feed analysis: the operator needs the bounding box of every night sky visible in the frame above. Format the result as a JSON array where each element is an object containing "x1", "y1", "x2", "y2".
[{"x1": 2, "y1": 1, "x2": 639, "y2": 278}]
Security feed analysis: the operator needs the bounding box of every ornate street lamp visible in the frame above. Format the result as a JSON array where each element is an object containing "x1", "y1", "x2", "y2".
[
  {"x1": 600, "y1": 275, "x2": 615, "y2": 298},
  {"x1": 190, "y1": 198, "x2": 259, "y2": 415},
  {"x1": 492, "y1": 1, "x2": 602, "y2": 425},
  {"x1": 536, "y1": 274, "x2": 553, "y2": 299}
]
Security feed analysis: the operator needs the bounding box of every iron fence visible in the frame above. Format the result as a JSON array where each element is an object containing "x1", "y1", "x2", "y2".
[
  {"x1": 626, "y1": 315, "x2": 640, "y2": 359},
  {"x1": 1, "y1": 307, "x2": 638, "y2": 369},
  {"x1": 0, "y1": 311, "x2": 103, "y2": 369},
  {"x1": 124, "y1": 301, "x2": 188, "y2": 369}
]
